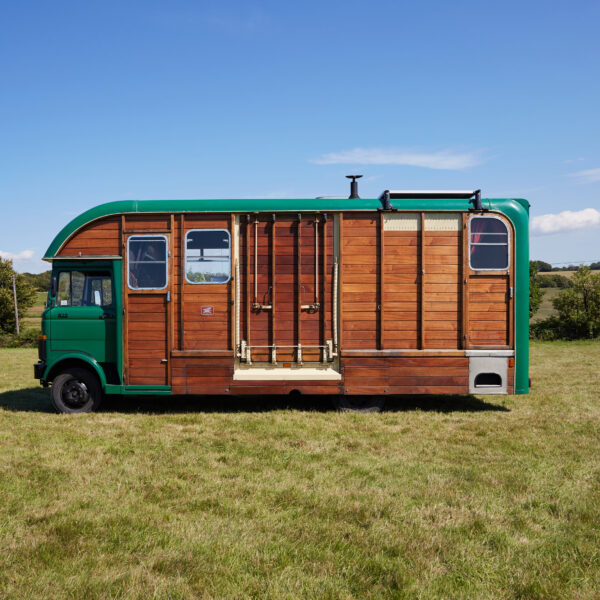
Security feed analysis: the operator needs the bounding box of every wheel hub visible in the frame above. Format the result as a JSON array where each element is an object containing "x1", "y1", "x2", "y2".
[{"x1": 62, "y1": 379, "x2": 89, "y2": 408}]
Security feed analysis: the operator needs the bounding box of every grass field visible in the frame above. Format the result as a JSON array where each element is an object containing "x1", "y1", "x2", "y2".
[
  {"x1": 1, "y1": 342, "x2": 599, "y2": 599},
  {"x1": 20, "y1": 291, "x2": 46, "y2": 331}
]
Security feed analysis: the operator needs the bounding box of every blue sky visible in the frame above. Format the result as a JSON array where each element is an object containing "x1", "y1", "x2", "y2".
[{"x1": 1, "y1": 0, "x2": 599, "y2": 272}]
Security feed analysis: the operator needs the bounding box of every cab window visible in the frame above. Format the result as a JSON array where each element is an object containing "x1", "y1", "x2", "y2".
[{"x1": 56, "y1": 271, "x2": 113, "y2": 307}]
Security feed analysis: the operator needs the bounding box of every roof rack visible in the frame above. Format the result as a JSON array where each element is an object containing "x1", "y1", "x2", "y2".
[
  {"x1": 379, "y1": 190, "x2": 476, "y2": 200},
  {"x1": 379, "y1": 189, "x2": 482, "y2": 211}
]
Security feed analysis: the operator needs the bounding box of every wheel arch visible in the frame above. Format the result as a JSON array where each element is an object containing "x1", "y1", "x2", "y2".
[{"x1": 44, "y1": 354, "x2": 107, "y2": 390}]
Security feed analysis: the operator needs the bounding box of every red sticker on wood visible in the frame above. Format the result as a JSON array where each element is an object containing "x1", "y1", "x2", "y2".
[{"x1": 201, "y1": 305, "x2": 214, "y2": 316}]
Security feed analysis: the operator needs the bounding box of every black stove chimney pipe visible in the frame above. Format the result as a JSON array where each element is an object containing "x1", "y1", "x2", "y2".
[{"x1": 346, "y1": 174, "x2": 362, "y2": 199}]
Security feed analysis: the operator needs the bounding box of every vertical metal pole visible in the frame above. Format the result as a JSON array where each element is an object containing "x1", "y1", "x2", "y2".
[{"x1": 12, "y1": 274, "x2": 19, "y2": 336}]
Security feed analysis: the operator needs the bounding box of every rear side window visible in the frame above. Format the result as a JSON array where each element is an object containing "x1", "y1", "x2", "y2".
[
  {"x1": 185, "y1": 229, "x2": 231, "y2": 284},
  {"x1": 128, "y1": 235, "x2": 168, "y2": 289},
  {"x1": 56, "y1": 271, "x2": 113, "y2": 307},
  {"x1": 469, "y1": 217, "x2": 510, "y2": 270}
]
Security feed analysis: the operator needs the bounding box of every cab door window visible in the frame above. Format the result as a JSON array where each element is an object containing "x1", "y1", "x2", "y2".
[{"x1": 56, "y1": 271, "x2": 113, "y2": 307}]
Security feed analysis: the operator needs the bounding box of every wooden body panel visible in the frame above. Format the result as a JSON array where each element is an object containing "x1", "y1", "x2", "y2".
[{"x1": 56, "y1": 209, "x2": 515, "y2": 395}]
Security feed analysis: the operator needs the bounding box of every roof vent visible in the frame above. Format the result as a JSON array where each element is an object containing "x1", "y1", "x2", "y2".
[{"x1": 346, "y1": 175, "x2": 362, "y2": 199}]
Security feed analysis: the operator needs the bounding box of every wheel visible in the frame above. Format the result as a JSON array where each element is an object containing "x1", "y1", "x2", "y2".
[
  {"x1": 51, "y1": 368, "x2": 102, "y2": 414},
  {"x1": 334, "y1": 395, "x2": 385, "y2": 413}
]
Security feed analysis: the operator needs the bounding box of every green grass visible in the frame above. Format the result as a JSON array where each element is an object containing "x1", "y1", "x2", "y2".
[
  {"x1": 1, "y1": 342, "x2": 600, "y2": 599},
  {"x1": 20, "y1": 291, "x2": 46, "y2": 331},
  {"x1": 531, "y1": 287, "x2": 561, "y2": 323}
]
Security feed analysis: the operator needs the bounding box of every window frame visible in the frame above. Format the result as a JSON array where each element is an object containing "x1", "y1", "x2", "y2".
[
  {"x1": 127, "y1": 234, "x2": 169, "y2": 291},
  {"x1": 184, "y1": 228, "x2": 232, "y2": 285},
  {"x1": 468, "y1": 215, "x2": 511, "y2": 272}
]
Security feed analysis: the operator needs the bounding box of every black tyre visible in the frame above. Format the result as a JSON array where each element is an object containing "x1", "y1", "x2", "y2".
[
  {"x1": 334, "y1": 395, "x2": 385, "y2": 413},
  {"x1": 51, "y1": 368, "x2": 102, "y2": 414}
]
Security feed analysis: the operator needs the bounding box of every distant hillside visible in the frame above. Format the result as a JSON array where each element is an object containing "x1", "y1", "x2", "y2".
[{"x1": 20, "y1": 271, "x2": 51, "y2": 292}]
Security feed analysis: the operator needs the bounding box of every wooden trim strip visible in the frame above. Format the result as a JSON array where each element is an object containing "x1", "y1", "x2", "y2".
[
  {"x1": 121, "y1": 215, "x2": 128, "y2": 384},
  {"x1": 179, "y1": 214, "x2": 184, "y2": 350},
  {"x1": 420, "y1": 212, "x2": 425, "y2": 350},
  {"x1": 167, "y1": 214, "x2": 174, "y2": 386},
  {"x1": 297, "y1": 214, "x2": 302, "y2": 362},
  {"x1": 379, "y1": 211, "x2": 385, "y2": 350},
  {"x1": 338, "y1": 214, "x2": 344, "y2": 350},
  {"x1": 230, "y1": 213, "x2": 235, "y2": 352},
  {"x1": 322, "y1": 215, "x2": 327, "y2": 354},
  {"x1": 245, "y1": 216, "x2": 251, "y2": 353},
  {"x1": 271, "y1": 216, "x2": 276, "y2": 362},
  {"x1": 171, "y1": 349, "x2": 234, "y2": 357},
  {"x1": 461, "y1": 213, "x2": 470, "y2": 349},
  {"x1": 342, "y1": 349, "x2": 466, "y2": 357}
]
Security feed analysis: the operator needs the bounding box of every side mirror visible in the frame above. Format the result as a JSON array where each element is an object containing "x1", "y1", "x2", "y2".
[{"x1": 50, "y1": 276, "x2": 57, "y2": 307}]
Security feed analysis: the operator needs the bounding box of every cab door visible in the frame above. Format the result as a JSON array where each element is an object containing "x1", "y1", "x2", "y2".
[
  {"x1": 48, "y1": 267, "x2": 116, "y2": 362},
  {"x1": 124, "y1": 234, "x2": 170, "y2": 386}
]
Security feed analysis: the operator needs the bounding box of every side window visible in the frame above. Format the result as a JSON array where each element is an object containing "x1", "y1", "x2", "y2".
[
  {"x1": 55, "y1": 271, "x2": 113, "y2": 307},
  {"x1": 469, "y1": 217, "x2": 510, "y2": 270},
  {"x1": 128, "y1": 235, "x2": 168, "y2": 289},
  {"x1": 185, "y1": 229, "x2": 231, "y2": 284}
]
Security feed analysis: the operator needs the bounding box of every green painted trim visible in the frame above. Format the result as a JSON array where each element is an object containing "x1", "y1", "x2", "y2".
[
  {"x1": 111, "y1": 259, "x2": 124, "y2": 385},
  {"x1": 45, "y1": 196, "x2": 528, "y2": 259},
  {"x1": 104, "y1": 385, "x2": 172, "y2": 395},
  {"x1": 43, "y1": 353, "x2": 108, "y2": 389}
]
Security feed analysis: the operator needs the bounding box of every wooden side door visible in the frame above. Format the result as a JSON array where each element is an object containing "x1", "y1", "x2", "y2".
[
  {"x1": 465, "y1": 214, "x2": 512, "y2": 348},
  {"x1": 238, "y1": 213, "x2": 334, "y2": 365},
  {"x1": 124, "y1": 233, "x2": 171, "y2": 385}
]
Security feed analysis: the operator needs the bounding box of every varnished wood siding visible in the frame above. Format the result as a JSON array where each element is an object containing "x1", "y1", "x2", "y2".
[
  {"x1": 343, "y1": 357, "x2": 469, "y2": 394},
  {"x1": 180, "y1": 215, "x2": 231, "y2": 351},
  {"x1": 383, "y1": 229, "x2": 421, "y2": 349},
  {"x1": 239, "y1": 214, "x2": 333, "y2": 363},
  {"x1": 341, "y1": 214, "x2": 379, "y2": 349},
  {"x1": 127, "y1": 294, "x2": 167, "y2": 384},
  {"x1": 423, "y1": 229, "x2": 461, "y2": 348},
  {"x1": 468, "y1": 274, "x2": 509, "y2": 346},
  {"x1": 59, "y1": 217, "x2": 121, "y2": 256},
  {"x1": 57, "y1": 209, "x2": 515, "y2": 395}
]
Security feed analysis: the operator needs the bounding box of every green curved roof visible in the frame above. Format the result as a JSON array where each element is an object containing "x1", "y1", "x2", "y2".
[{"x1": 43, "y1": 196, "x2": 529, "y2": 259}]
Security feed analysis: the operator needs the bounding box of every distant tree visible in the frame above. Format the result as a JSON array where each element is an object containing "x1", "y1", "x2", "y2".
[
  {"x1": 0, "y1": 259, "x2": 36, "y2": 334},
  {"x1": 551, "y1": 267, "x2": 600, "y2": 338},
  {"x1": 529, "y1": 261, "x2": 544, "y2": 318},
  {"x1": 539, "y1": 274, "x2": 573, "y2": 288},
  {"x1": 532, "y1": 260, "x2": 553, "y2": 272},
  {"x1": 20, "y1": 270, "x2": 51, "y2": 292}
]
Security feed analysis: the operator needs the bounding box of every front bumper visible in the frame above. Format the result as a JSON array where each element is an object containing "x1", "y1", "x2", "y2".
[{"x1": 34, "y1": 362, "x2": 46, "y2": 381}]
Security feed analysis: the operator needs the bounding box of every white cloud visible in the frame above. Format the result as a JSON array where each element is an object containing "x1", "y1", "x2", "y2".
[
  {"x1": 310, "y1": 147, "x2": 482, "y2": 170},
  {"x1": 569, "y1": 168, "x2": 600, "y2": 183},
  {"x1": 531, "y1": 208, "x2": 600, "y2": 235},
  {"x1": 0, "y1": 249, "x2": 35, "y2": 261}
]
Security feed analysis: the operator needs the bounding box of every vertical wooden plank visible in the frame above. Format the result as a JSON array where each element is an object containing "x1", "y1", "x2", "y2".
[
  {"x1": 271, "y1": 216, "x2": 276, "y2": 362},
  {"x1": 121, "y1": 215, "x2": 128, "y2": 384},
  {"x1": 167, "y1": 214, "x2": 174, "y2": 386},
  {"x1": 420, "y1": 212, "x2": 426, "y2": 350},
  {"x1": 245, "y1": 215, "x2": 251, "y2": 351},
  {"x1": 378, "y1": 211, "x2": 385, "y2": 350},
  {"x1": 296, "y1": 214, "x2": 302, "y2": 361},
  {"x1": 179, "y1": 214, "x2": 184, "y2": 350},
  {"x1": 180, "y1": 214, "x2": 185, "y2": 351},
  {"x1": 321, "y1": 215, "x2": 327, "y2": 352},
  {"x1": 338, "y1": 213, "x2": 344, "y2": 351},
  {"x1": 230, "y1": 213, "x2": 235, "y2": 352},
  {"x1": 461, "y1": 213, "x2": 470, "y2": 349}
]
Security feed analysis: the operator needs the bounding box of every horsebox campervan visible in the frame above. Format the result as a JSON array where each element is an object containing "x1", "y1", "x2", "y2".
[{"x1": 34, "y1": 178, "x2": 529, "y2": 412}]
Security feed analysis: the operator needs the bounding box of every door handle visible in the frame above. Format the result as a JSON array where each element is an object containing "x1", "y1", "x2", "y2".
[
  {"x1": 99, "y1": 314, "x2": 113, "y2": 320},
  {"x1": 57, "y1": 313, "x2": 68, "y2": 319}
]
